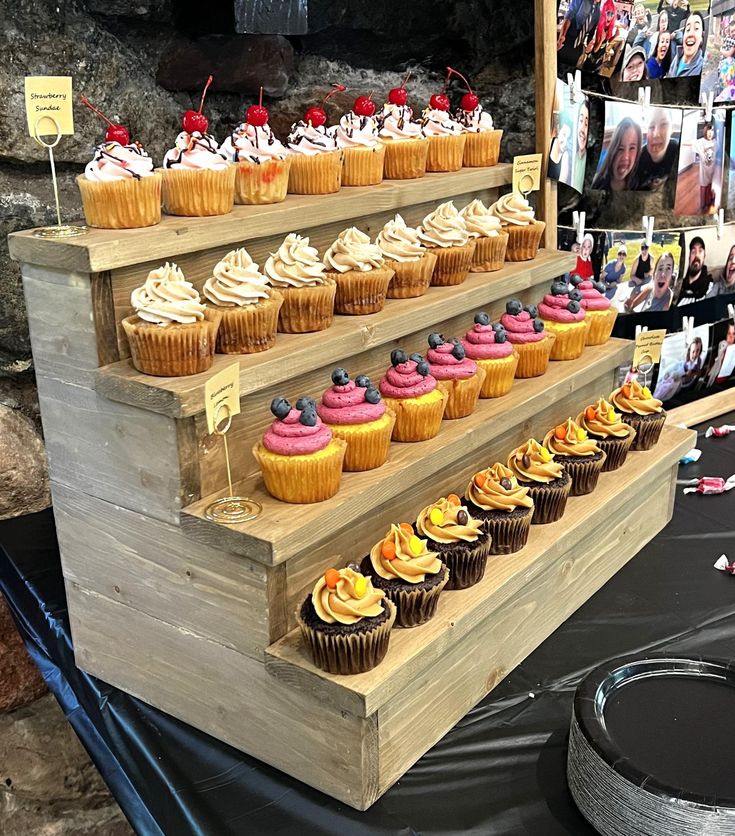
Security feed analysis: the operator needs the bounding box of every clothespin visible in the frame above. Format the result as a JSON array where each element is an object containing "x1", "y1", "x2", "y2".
[
  {"x1": 642, "y1": 215, "x2": 654, "y2": 247},
  {"x1": 727, "y1": 303, "x2": 735, "y2": 324},
  {"x1": 700, "y1": 91, "x2": 714, "y2": 122},
  {"x1": 573, "y1": 210, "x2": 586, "y2": 244},
  {"x1": 635, "y1": 324, "x2": 648, "y2": 338},
  {"x1": 638, "y1": 86, "x2": 651, "y2": 118},
  {"x1": 682, "y1": 315, "x2": 694, "y2": 343},
  {"x1": 716, "y1": 208, "x2": 724, "y2": 240},
  {"x1": 567, "y1": 70, "x2": 583, "y2": 104}
]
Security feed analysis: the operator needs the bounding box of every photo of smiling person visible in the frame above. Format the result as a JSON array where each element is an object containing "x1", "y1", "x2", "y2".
[
  {"x1": 674, "y1": 109, "x2": 726, "y2": 216},
  {"x1": 631, "y1": 106, "x2": 682, "y2": 191},
  {"x1": 571, "y1": 98, "x2": 590, "y2": 192},
  {"x1": 708, "y1": 243, "x2": 735, "y2": 297},
  {"x1": 667, "y1": 10, "x2": 707, "y2": 76},
  {"x1": 592, "y1": 104, "x2": 643, "y2": 190},
  {"x1": 625, "y1": 250, "x2": 677, "y2": 311},
  {"x1": 646, "y1": 28, "x2": 674, "y2": 76},
  {"x1": 548, "y1": 79, "x2": 591, "y2": 193},
  {"x1": 702, "y1": 10, "x2": 735, "y2": 103},
  {"x1": 621, "y1": 43, "x2": 649, "y2": 78}
]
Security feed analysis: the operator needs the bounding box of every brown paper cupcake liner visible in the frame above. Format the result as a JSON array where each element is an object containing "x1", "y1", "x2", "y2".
[
  {"x1": 385, "y1": 251, "x2": 438, "y2": 298},
  {"x1": 209, "y1": 291, "x2": 283, "y2": 354},
  {"x1": 440, "y1": 538, "x2": 492, "y2": 590},
  {"x1": 327, "y1": 267, "x2": 394, "y2": 315},
  {"x1": 277, "y1": 281, "x2": 336, "y2": 333},
  {"x1": 477, "y1": 351, "x2": 518, "y2": 398},
  {"x1": 341, "y1": 144, "x2": 386, "y2": 186},
  {"x1": 375, "y1": 566, "x2": 449, "y2": 628},
  {"x1": 252, "y1": 438, "x2": 347, "y2": 503},
  {"x1": 436, "y1": 367, "x2": 486, "y2": 419},
  {"x1": 595, "y1": 432, "x2": 635, "y2": 472},
  {"x1": 297, "y1": 599, "x2": 396, "y2": 675},
  {"x1": 122, "y1": 308, "x2": 221, "y2": 377},
  {"x1": 584, "y1": 307, "x2": 618, "y2": 346},
  {"x1": 327, "y1": 410, "x2": 396, "y2": 472},
  {"x1": 543, "y1": 320, "x2": 588, "y2": 361},
  {"x1": 522, "y1": 473, "x2": 572, "y2": 524},
  {"x1": 425, "y1": 133, "x2": 467, "y2": 172},
  {"x1": 160, "y1": 165, "x2": 236, "y2": 217},
  {"x1": 622, "y1": 412, "x2": 667, "y2": 451},
  {"x1": 381, "y1": 390, "x2": 447, "y2": 442},
  {"x1": 504, "y1": 220, "x2": 546, "y2": 262},
  {"x1": 480, "y1": 508, "x2": 533, "y2": 555},
  {"x1": 234, "y1": 157, "x2": 291, "y2": 205},
  {"x1": 429, "y1": 240, "x2": 477, "y2": 287},
  {"x1": 462, "y1": 130, "x2": 503, "y2": 167},
  {"x1": 382, "y1": 137, "x2": 429, "y2": 179},
  {"x1": 513, "y1": 334, "x2": 555, "y2": 378},
  {"x1": 287, "y1": 150, "x2": 343, "y2": 194},
  {"x1": 557, "y1": 452, "x2": 607, "y2": 496},
  {"x1": 470, "y1": 232, "x2": 509, "y2": 272},
  {"x1": 77, "y1": 173, "x2": 161, "y2": 229}
]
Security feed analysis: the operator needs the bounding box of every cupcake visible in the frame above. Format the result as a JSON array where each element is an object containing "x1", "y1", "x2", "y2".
[
  {"x1": 576, "y1": 398, "x2": 637, "y2": 472},
  {"x1": 542, "y1": 418, "x2": 606, "y2": 497},
  {"x1": 361, "y1": 523, "x2": 448, "y2": 628},
  {"x1": 489, "y1": 193, "x2": 546, "y2": 261},
  {"x1": 377, "y1": 81, "x2": 429, "y2": 179},
  {"x1": 202, "y1": 248, "x2": 282, "y2": 354},
  {"x1": 297, "y1": 565, "x2": 396, "y2": 675},
  {"x1": 376, "y1": 214, "x2": 438, "y2": 299},
  {"x1": 323, "y1": 228, "x2": 394, "y2": 315},
  {"x1": 506, "y1": 438, "x2": 571, "y2": 524},
  {"x1": 609, "y1": 380, "x2": 666, "y2": 451},
  {"x1": 252, "y1": 396, "x2": 347, "y2": 504},
  {"x1": 420, "y1": 99, "x2": 466, "y2": 172},
  {"x1": 460, "y1": 199, "x2": 509, "y2": 272},
  {"x1": 334, "y1": 95, "x2": 386, "y2": 186},
  {"x1": 418, "y1": 201, "x2": 476, "y2": 287},
  {"x1": 122, "y1": 262, "x2": 221, "y2": 377},
  {"x1": 425, "y1": 333, "x2": 486, "y2": 419},
  {"x1": 571, "y1": 275, "x2": 618, "y2": 346},
  {"x1": 415, "y1": 495, "x2": 491, "y2": 589},
  {"x1": 264, "y1": 234, "x2": 336, "y2": 333},
  {"x1": 378, "y1": 349, "x2": 447, "y2": 442},
  {"x1": 461, "y1": 313, "x2": 518, "y2": 398},
  {"x1": 316, "y1": 368, "x2": 396, "y2": 471},
  {"x1": 538, "y1": 280, "x2": 588, "y2": 361},
  {"x1": 286, "y1": 87, "x2": 344, "y2": 194},
  {"x1": 450, "y1": 68, "x2": 503, "y2": 167},
  {"x1": 464, "y1": 463, "x2": 534, "y2": 555},
  {"x1": 500, "y1": 300, "x2": 555, "y2": 378},
  {"x1": 77, "y1": 96, "x2": 161, "y2": 229}
]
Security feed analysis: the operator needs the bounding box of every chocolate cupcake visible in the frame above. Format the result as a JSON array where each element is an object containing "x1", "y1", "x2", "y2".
[
  {"x1": 415, "y1": 495, "x2": 491, "y2": 589},
  {"x1": 297, "y1": 565, "x2": 396, "y2": 675},
  {"x1": 542, "y1": 418, "x2": 606, "y2": 496},
  {"x1": 506, "y1": 438, "x2": 572, "y2": 524},
  {"x1": 609, "y1": 380, "x2": 666, "y2": 451},
  {"x1": 464, "y1": 463, "x2": 534, "y2": 555},
  {"x1": 576, "y1": 398, "x2": 637, "y2": 472},
  {"x1": 361, "y1": 523, "x2": 448, "y2": 628}
]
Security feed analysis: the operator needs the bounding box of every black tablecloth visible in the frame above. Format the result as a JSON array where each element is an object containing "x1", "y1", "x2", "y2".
[{"x1": 2, "y1": 413, "x2": 735, "y2": 836}]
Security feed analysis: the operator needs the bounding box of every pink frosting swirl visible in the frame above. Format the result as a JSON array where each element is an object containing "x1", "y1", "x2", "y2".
[
  {"x1": 427, "y1": 342, "x2": 478, "y2": 379},
  {"x1": 501, "y1": 310, "x2": 546, "y2": 344},
  {"x1": 163, "y1": 132, "x2": 229, "y2": 170},
  {"x1": 578, "y1": 280, "x2": 612, "y2": 311},
  {"x1": 538, "y1": 293, "x2": 586, "y2": 323},
  {"x1": 379, "y1": 360, "x2": 437, "y2": 399},
  {"x1": 219, "y1": 123, "x2": 288, "y2": 163},
  {"x1": 262, "y1": 409, "x2": 332, "y2": 455},
  {"x1": 317, "y1": 380, "x2": 386, "y2": 425},
  {"x1": 84, "y1": 142, "x2": 155, "y2": 181},
  {"x1": 462, "y1": 324, "x2": 514, "y2": 360}
]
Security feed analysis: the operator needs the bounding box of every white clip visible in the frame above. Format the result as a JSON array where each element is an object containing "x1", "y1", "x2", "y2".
[
  {"x1": 635, "y1": 324, "x2": 649, "y2": 338},
  {"x1": 728, "y1": 303, "x2": 735, "y2": 324},
  {"x1": 642, "y1": 215, "x2": 654, "y2": 247},
  {"x1": 700, "y1": 91, "x2": 714, "y2": 122},
  {"x1": 567, "y1": 70, "x2": 583, "y2": 104},
  {"x1": 638, "y1": 86, "x2": 651, "y2": 116},
  {"x1": 682, "y1": 315, "x2": 694, "y2": 343},
  {"x1": 573, "y1": 210, "x2": 586, "y2": 244},
  {"x1": 716, "y1": 207, "x2": 725, "y2": 240}
]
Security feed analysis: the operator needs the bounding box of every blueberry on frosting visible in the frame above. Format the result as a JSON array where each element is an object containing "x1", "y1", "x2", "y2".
[
  {"x1": 495, "y1": 329, "x2": 507, "y2": 343},
  {"x1": 533, "y1": 318, "x2": 545, "y2": 332},
  {"x1": 567, "y1": 299, "x2": 581, "y2": 313},
  {"x1": 428, "y1": 332, "x2": 444, "y2": 349},
  {"x1": 391, "y1": 348, "x2": 407, "y2": 366},
  {"x1": 299, "y1": 407, "x2": 318, "y2": 427},
  {"x1": 271, "y1": 397, "x2": 291, "y2": 419},
  {"x1": 331, "y1": 367, "x2": 349, "y2": 386},
  {"x1": 416, "y1": 360, "x2": 430, "y2": 377},
  {"x1": 474, "y1": 311, "x2": 490, "y2": 326},
  {"x1": 409, "y1": 352, "x2": 423, "y2": 363},
  {"x1": 506, "y1": 299, "x2": 523, "y2": 315},
  {"x1": 295, "y1": 396, "x2": 315, "y2": 410},
  {"x1": 593, "y1": 280, "x2": 606, "y2": 294},
  {"x1": 492, "y1": 322, "x2": 505, "y2": 333},
  {"x1": 355, "y1": 374, "x2": 371, "y2": 388},
  {"x1": 569, "y1": 273, "x2": 583, "y2": 287},
  {"x1": 551, "y1": 280, "x2": 568, "y2": 296},
  {"x1": 568, "y1": 288, "x2": 582, "y2": 302},
  {"x1": 365, "y1": 387, "x2": 381, "y2": 404},
  {"x1": 451, "y1": 342, "x2": 465, "y2": 360},
  {"x1": 524, "y1": 303, "x2": 538, "y2": 318}
]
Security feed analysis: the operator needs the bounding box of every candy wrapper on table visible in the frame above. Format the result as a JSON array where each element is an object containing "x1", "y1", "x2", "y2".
[
  {"x1": 705, "y1": 425, "x2": 735, "y2": 438},
  {"x1": 682, "y1": 475, "x2": 735, "y2": 495},
  {"x1": 714, "y1": 555, "x2": 735, "y2": 574},
  {"x1": 679, "y1": 448, "x2": 701, "y2": 464}
]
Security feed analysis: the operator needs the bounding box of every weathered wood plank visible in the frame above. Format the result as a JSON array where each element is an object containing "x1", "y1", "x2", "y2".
[
  {"x1": 668, "y1": 389, "x2": 735, "y2": 428},
  {"x1": 90, "y1": 271, "x2": 120, "y2": 367}
]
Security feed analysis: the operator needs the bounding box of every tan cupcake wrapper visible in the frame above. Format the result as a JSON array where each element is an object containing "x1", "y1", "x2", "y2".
[
  {"x1": 326, "y1": 409, "x2": 396, "y2": 472},
  {"x1": 77, "y1": 173, "x2": 161, "y2": 229},
  {"x1": 341, "y1": 144, "x2": 386, "y2": 186},
  {"x1": 208, "y1": 290, "x2": 283, "y2": 354},
  {"x1": 122, "y1": 308, "x2": 221, "y2": 377},
  {"x1": 584, "y1": 307, "x2": 618, "y2": 346},
  {"x1": 287, "y1": 150, "x2": 343, "y2": 194},
  {"x1": 277, "y1": 281, "x2": 336, "y2": 333},
  {"x1": 326, "y1": 267, "x2": 394, "y2": 315},
  {"x1": 484, "y1": 508, "x2": 533, "y2": 555},
  {"x1": 597, "y1": 432, "x2": 635, "y2": 472},
  {"x1": 513, "y1": 333, "x2": 556, "y2": 378},
  {"x1": 463, "y1": 130, "x2": 503, "y2": 167},
  {"x1": 470, "y1": 232, "x2": 509, "y2": 272},
  {"x1": 563, "y1": 452, "x2": 607, "y2": 496},
  {"x1": 252, "y1": 438, "x2": 347, "y2": 503},
  {"x1": 297, "y1": 599, "x2": 396, "y2": 675},
  {"x1": 381, "y1": 390, "x2": 447, "y2": 442},
  {"x1": 441, "y1": 537, "x2": 493, "y2": 590},
  {"x1": 504, "y1": 220, "x2": 546, "y2": 262},
  {"x1": 476, "y1": 350, "x2": 519, "y2": 398},
  {"x1": 385, "y1": 251, "x2": 438, "y2": 298},
  {"x1": 543, "y1": 319, "x2": 588, "y2": 361},
  {"x1": 234, "y1": 157, "x2": 291, "y2": 205},
  {"x1": 622, "y1": 413, "x2": 666, "y2": 451},
  {"x1": 425, "y1": 133, "x2": 467, "y2": 172},
  {"x1": 436, "y1": 367, "x2": 486, "y2": 419},
  {"x1": 382, "y1": 137, "x2": 429, "y2": 179},
  {"x1": 428, "y1": 240, "x2": 477, "y2": 287},
  {"x1": 160, "y1": 165, "x2": 236, "y2": 217},
  {"x1": 385, "y1": 566, "x2": 449, "y2": 628},
  {"x1": 525, "y1": 478, "x2": 571, "y2": 525}
]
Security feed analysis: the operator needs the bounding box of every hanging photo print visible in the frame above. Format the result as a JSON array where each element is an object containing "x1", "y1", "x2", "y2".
[
  {"x1": 705, "y1": 316, "x2": 735, "y2": 384},
  {"x1": 701, "y1": 2, "x2": 735, "y2": 101},
  {"x1": 549, "y1": 79, "x2": 591, "y2": 192},
  {"x1": 556, "y1": 0, "x2": 628, "y2": 77},
  {"x1": 729, "y1": 113, "x2": 735, "y2": 207},
  {"x1": 677, "y1": 225, "x2": 735, "y2": 303},
  {"x1": 558, "y1": 226, "x2": 608, "y2": 277},
  {"x1": 674, "y1": 108, "x2": 726, "y2": 215},
  {"x1": 653, "y1": 323, "x2": 712, "y2": 401}
]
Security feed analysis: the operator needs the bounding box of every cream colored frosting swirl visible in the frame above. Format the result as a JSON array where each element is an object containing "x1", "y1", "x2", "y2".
[
  {"x1": 376, "y1": 214, "x2": 425, "y2": 263},
  {"x1": 163, "y1": 131, "x2": 229, "y2": 170},
  {"x1": 416, "y1": 497, "x2": 483, "y2": 544},
  {"x1": 312, "y1": 567, "x2": 385, "y2": 625},
  {"x1": 378, "y1": 104, "x2": 424, "y2": 140},
  {"x1": 334, "y1": 112, "x2": 380, "y2": 148},
  {"x1": 130, "y1": 262, "x2": 205, "y2": 325},
  {"x1": 264, "y1": 234, "x2": 328, "y2": 288},
  {"x1": 543, "y1": 418, "x2": 601, "y2": 457},
  {"x1": 465, "y1": 463, "x2": 534, "y2": 512},
  {"x1": 576, "y1": 398, "x2": 634, "y2": 439},
  {"x1": 369, "y1": 524, "x2": 442, "y2": 584},
  {"x1": 609, "y1": 381, "x2": 664, "y2": 415},
  {"x1": 507, "y1": 439, "x2": 564, "y2": 484},
  {"x1": 457, "y1": 105, "x2": 495, "y2": 133},
  {"x1": 459, "y1": 199, "x2": 503, "y2": 238},
  {"x1": 418, "y1": 201, "x2": 471, "y2": 248},
  {"x1": 84, "y1": 142, "x2": 155, "y2": 181},
  {"x1": 202, "y1": 248, "x2": 270, "y2": 307},
  {"x1": 489, "y1": 193, "x2": 536, "y2": 227},
  {"x1": 420, "y1": 107, "x2": 463, "y2": 136},
  {"x1": 323, "y1": 227, "x2": 384, "y2": 273}
]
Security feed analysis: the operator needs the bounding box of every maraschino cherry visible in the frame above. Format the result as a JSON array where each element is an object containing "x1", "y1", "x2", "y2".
[
  {"x1": 387, "y1": 71, "x2": 412, "y2": 106},
  {"x1": 182, "y1": 75, "x2": 213, "y2": 135},
  {"x1": 304, "y1": 83, "x2": 347, "y2": 128},
  {"x1": 353, "y1": 92, "x2": 375, "y2": 117},
  {"x1": 429, "y1": 91, "x2": 450, "y2": 111},
  {"x1": 447, "y1": 67, "x2": 480, "y2": 112},
  {"x1": 246, "y1": 86, "x2": 269, "y2": 127},
  {"x1": 79, "y1": 95, "x2": 130, "y2": 145}
]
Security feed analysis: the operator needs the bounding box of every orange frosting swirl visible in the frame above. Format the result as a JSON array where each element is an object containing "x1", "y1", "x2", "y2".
[
  {"x1": 312, "y1": 567, "x2": 385, "y2": 625},
  {"x1": 609, "y1": 380, "x2": 664, "y2": 415},
  {"x1": 465, "y1": 463, "x2": 534, "y2": 512},
  {"x1": 507, "y1": 438, "x2": 564, "y2": 483},
  {"x1": 543, "y1": 418, "x2": 601, "y2": 457},
  {"x1": 369, "y1": 524, "x2": 442, "y2": 584},
  {"x1": 416, "y1": 497, "x2": 483, "y2": 544},
  {"x1": 576, "y1": 398, "x2": 634, "y2": 439}
]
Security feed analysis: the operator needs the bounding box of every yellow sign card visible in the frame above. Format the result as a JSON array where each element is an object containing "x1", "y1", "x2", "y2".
[
  {"x1": 204, "y1": 363, "x2": 241, "y2": 434},
  {"x1": 25, "y1": 76, "x2": 74, "y2": 138},
  {"x1": 512, "y1": 153, "x2": 543, "y2": 194},
  {"x1": 633, "y1": 329, "x2": 666, "y2": 367}
]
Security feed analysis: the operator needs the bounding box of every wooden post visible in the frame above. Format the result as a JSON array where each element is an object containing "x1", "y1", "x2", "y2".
[{"x1": 535, "y1": 0, "x2": 558, "y2": 248}]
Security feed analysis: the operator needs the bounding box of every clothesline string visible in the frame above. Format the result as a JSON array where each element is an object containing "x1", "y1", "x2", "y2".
[
  {"x1": 558, "y1": 222, "x2": 734, "y2": 233},
  {"x1": 575, "y1": 85, "x2": 735, "y2": 112}
]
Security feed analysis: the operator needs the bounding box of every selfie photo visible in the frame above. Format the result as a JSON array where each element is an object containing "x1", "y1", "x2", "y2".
[
  {"x1": 549, "y1": 78, "x2": 591, "y2": 192},
  {"x1": 677, "y1": 225, "x2": 735, "y2": 303},
  {"x1": 674, "y1": 108, "x2": 726, "y2": 215},
  {"x1": 557, "y1": 0, "x2": 629, "y2": 75},
  {"x1": 701, "y1": 3, "x2": 735, "y2": 100},
  {"x1": 653, "y1": 323, "x2": 712, "y2": 401}
]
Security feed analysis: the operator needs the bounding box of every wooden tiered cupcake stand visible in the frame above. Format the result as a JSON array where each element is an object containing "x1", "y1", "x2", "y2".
[{"x1": 9, "y1": 163, "x2": 695, "y2": 808}]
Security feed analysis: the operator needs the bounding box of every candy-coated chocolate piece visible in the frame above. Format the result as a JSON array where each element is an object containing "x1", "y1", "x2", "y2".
[
  {"x1": 499, "y1": 477, "x2": 512, "y2": 490},
  {"x1": 474, "y1": 472, "x2": 486, "y2": 488},
  {"x1": 539, "y1": 446, "x2": 552, "y2": 462},
  {"x1": 409, "y1": 534, "x2": 423, "y2": 555},
  {"x1": 429, "y1": 507, "x2": 444, "y2": 525},
  {"x1": 399, "y1": 522, "x2": 413, "y2": 533},
  {"x1": 354, "y1": 575, "x2": 368, "y2": 598},
  {"x1": 585, "y1": 406, "x2": 596, "y2": 421},
  {"x1": 577, "y1": 428, "x2": 586, "y2": 441},
  {"x1": 642, "y1": 386, "x2": 652, "y2": 399},
  {"x1": 554, "y1": 425, "x2": 566, "y2": 440},
  {"x1": 622, "y1": 384, "x2": 631, "y2": 397},
  {"x1": 607, "y1": 409, "x2": 616, "y2": 422},
  {"x1": 447, "y1": 493, "x2": 461, "y2": 505},
  {"x1": 456, "y1": 509, "x2": 468, "y2": 525},
  {"x1": 522, "y1": 453, "x2": 531, "y2": 469},
  {"x1": 325, "y1": 568, "x2": 340, "y2": 589},
  {"x1": 382, "y1": 540, "x2": 397, "y2": 560}
]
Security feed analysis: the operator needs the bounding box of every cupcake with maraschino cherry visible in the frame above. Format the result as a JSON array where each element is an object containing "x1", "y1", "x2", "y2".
[
  {"x1": 334, "y1": 92, "x2": 386, "y2": 186},
  {"x1": 361, "y1": 523, "x2": 448, "y2": 628},
  {"x1": 425, "y1": 332, "x2": 486, "y2": 419},
  {"x1": 316, "y1": 368, "x2": 396, "y2": 472},
  {"x1": 506, "y1": 438, "x2": 571, "y2": 524},
  {"x1": 501, "y1": 300, "x2": 556, "y2": 379},
  {"x1": 418, "y1": 200, "x2": 476, "y2": 287},
  {"x1": 416, "y1": 494, "x2": 491, "y2": 589},
  {"x1": 202, "y1": 247, "x2": 282, "y2": 354},
  {"x1": 609, "y1": 380, "x2": 666, "y2": 451},
  {"x1": 461, "y1": 312, "x2": 518, "y2": 398},
  {"x1": 376, "y1": 214, "x2": 438, "y2": 298},
  {"x1": 538, "y1": 279, "x2": 588, "y2": 361},
  {"x1": 489, "y1": 192, "x2": 546, "y2": 262},
  {"x1": 77, "y1": 95, "x2": 161, "y2": 229},
  {"x1": 323, "y1": 227, "x2": 394, "y2": 315},
  {"x1": 452, "y1": 68, "x2": 503, "y2": 167},
  {"x1": 378, "y1": 349, "x2": 447, "y2": 442},
  {"x1": 252, "y1": 395, "x2": 347, "y2": 504},
  {"x1": 297, "y1": 564, "x2": 396, "y2": 675},
  {"x1": 219, "y1": 86, "x2": 291, "y2": 205},
  {"x1": 377, "y1": 73, "x2": 429, "y2": 179},
  {"x1": 460, "y1": 199, "x2": 509, "y2": 272},
  {"x1": 161, "y1": 76, "x2": 236, "y2": 217},
  {"x1": 576, "y1": 398, "x2": 636, "y2": 472},
  {"x1": 421, "y1": 70, "x2": 466, "y2": 172},
  {"x1": 464, "y1": 463, "x2": 534, "y2": 555},
  {"x1": 287, "y1": 84, "x2": 344, "y2": 194},
  {"x1": 570, "y1": 274, "x2": 618, "y2": 346},
  {"x1": 542, "y1": 418, "x2": 606, "y2": 497}
]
